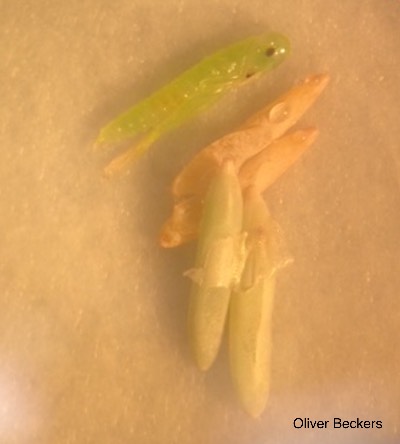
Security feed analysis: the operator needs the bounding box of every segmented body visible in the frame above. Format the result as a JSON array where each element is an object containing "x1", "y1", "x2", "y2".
[
  {"x1": 175, "y1": 73, "x2": 330, "y2": 416},
  {"x1": 96, "y1": 33, "x2": 290, "y2": 174},
  {"x1": 160, "y1": 74, "x2": 330, "y2": 247}
]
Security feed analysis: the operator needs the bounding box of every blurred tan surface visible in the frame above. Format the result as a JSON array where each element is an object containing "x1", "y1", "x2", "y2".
[{"x1": 1, "y1": 1, "x2": 399, "y2": 443}]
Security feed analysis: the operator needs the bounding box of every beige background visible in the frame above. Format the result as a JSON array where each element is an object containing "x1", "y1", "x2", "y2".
[{"x1": 1, "y1": 0, "x2": 399, "y2": 443}]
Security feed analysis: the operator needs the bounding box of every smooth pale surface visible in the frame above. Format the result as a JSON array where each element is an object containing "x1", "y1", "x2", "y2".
[
  {"x1": 1, "y1": 1, "x2": 399, "y2": 443},
  {"x1": 188, "y1": 161, "x2": 242, "y2": 370}
]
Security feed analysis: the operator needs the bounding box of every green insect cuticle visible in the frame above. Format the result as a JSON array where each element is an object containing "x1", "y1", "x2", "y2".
[{"x1": 97, "y1": 33, "x2": 290, "y2": 175}]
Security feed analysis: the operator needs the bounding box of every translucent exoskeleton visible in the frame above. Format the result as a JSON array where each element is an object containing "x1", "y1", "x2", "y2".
[
  {"x1": 170, "y1": 73, "x2": 329, "y2": 417},
  {"x1": 95, "y1": 33, "x2": 290, "y2": 175}
]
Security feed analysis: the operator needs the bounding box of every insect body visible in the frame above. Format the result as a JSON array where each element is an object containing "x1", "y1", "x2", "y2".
[
  {"x1": 169, "y1": 73, "x2": 330, "y2": 416},
  {"x1": 96, "y1": 32, "x2": 290, "y2": 175},
  {"x1": 160, "y1": 74, "x2": 329, "y2": 247}
]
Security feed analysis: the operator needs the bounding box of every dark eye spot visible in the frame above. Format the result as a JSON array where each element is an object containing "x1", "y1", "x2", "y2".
[
  {"x1": 265, "y1": 46, "x2": 276, "y2": 57},
  {"x1": 246, "y1": 72, "x2": 255, "y2": 79}
]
